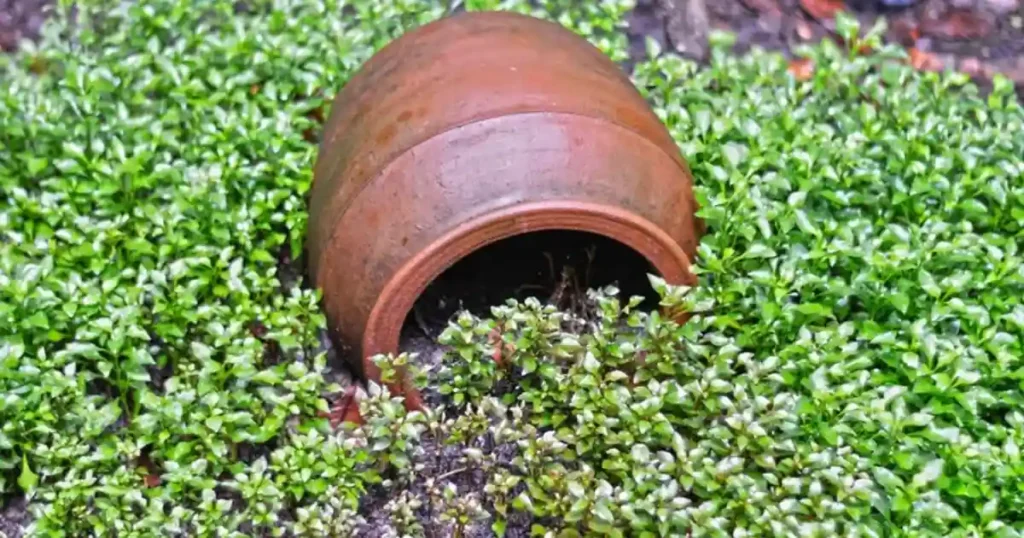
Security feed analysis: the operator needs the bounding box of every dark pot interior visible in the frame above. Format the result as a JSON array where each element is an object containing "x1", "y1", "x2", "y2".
[{"x1": 401, "y1": 229, "x2": 660, "y2": 341}]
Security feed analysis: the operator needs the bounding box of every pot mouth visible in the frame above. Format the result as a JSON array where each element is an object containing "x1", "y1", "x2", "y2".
[{"x1": 361, "y1": 200, "x2": 696, "y2": 375}]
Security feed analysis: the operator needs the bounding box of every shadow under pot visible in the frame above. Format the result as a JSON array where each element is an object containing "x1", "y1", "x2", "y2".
[{"x1": 306, "y1": 10, "x2": 704, "y2": 417}]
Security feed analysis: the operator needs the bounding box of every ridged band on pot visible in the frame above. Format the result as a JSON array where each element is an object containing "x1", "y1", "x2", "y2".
[{"x1": 307, "y1": 10, "x2": 704, "y2": 409}]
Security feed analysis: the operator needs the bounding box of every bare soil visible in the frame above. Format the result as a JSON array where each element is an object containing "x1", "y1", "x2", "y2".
[
  {"x1": 673, "y1": 0, "x2": 1024, "y2": 96},
  {"x1": 0, "y1": 496, "x2": 27, "y2": 538},
  {"x1": 355, "y1": 434, "x2": 536, "y2": 538}
]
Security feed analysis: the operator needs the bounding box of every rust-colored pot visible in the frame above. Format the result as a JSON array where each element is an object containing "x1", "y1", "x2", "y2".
[{"x1": 307, "y1": 10, "x2": 702, "y2": 411}]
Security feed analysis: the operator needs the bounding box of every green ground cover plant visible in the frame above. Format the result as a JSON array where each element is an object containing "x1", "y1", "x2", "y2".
[{"x1": 1, "y1": 0, "x2": 1022, "y2": 536}]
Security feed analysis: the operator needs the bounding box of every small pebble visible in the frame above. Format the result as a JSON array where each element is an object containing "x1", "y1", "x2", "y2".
[
  {"x1": 1013, "y1": 15, "x2": 1023, "y2": 28},
  {"x1": 796, "y1": 19, "x2": 814, "y2": 40}
]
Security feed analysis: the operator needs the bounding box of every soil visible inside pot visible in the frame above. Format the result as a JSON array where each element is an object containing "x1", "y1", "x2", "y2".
[
  {"x1": 348, "y1": 231, "x2": 662, "y2": 537},
  {"x1": 399, "y1": 229, "x2": 660, "y2": 405}
]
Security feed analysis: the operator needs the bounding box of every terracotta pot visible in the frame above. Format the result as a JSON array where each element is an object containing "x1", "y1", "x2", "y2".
[{"x1": 307, "y1": 10, "x2": 703, "y2": 411}]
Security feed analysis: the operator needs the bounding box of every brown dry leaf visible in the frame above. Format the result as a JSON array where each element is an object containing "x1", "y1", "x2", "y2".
[
  {"x1": 307, "y1": 106, "x2": 325, "y2": 124},
  {"x1": 28, "y1": 56, "x2": 48, "y2": 75},
  {"x1": 909, "y1": 48, "x2": 944, "y2": 72},
  {"x1": 488, "y1": 328, "x2": 505, "y2": 364},
  {"x1": 322, "y1": 386, "x2": 363, "y2": 427},
  {"x1": 741, "y1": 0, "x2": 782, "y2": 15},
  {"x1": 137, "y1": 452, "x2": 162, "y2": 488},
  {"x1": 800, "y1": 0, "x2": 846, "y2": 21},
  {"x1": 854, "y1": 42, "x2": 876, "y2": 56},
  {"x1": 487, "y1": 328, "x2": 516, "y2": 366},
  {"x1": 788, "y1": 58, "x2": 816, "y2": 81},
  {"x1": 921, "y1": 9, "x2": 994, "y2": 40}
]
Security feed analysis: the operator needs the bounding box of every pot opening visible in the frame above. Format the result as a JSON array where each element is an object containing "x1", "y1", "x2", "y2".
[{"x1": 399, "y1": 229, "x2": 660, "y2": 344}]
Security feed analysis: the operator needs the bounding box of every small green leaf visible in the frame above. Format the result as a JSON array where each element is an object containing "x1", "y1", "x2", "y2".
[
  {"x1": 891, "y1": 292, "x2": 910, "y2": 314},
  {"x1": 913, "y1": 459, "x2": 944, "y2": 489},
  {"x1": 919, "y1": 270, "x2": 941, "y2": 298},
  {"x1": 27, "y1": 157, "x2": 48, "y2": 176},
  {"x1": 492, "y1": 518, "x2": 507, "y2": 537},
  {"x1": 19, "y1": 454, "x2": 38, "y2": 492},
  {"x1": 835, "y1": 11, "x2": 860, "y2": 43}
]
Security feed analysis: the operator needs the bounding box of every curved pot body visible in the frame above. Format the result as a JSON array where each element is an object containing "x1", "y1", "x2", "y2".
[{"x1": 308, "y1": 10, "x2": 702, "y2": 409}]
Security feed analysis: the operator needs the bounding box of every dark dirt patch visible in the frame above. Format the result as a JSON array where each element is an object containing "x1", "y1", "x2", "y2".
[
  {"x1": 1, "y1": 0, "x2": 1021, "y2": 88},
  {"x1": 625, "y1": 0, "x2": 669, "y2": 71},
  {"x1": 355, "y1": 421, "x2": 545, "y2": 538},
  {"x1": 0, "y1": 0, "x2": 50, "y2": 52},
  {"x1": 683, "y1": 0, "x2": 1024, "y2": 96},
  {"x1": 398, "y1": 329, "x2": 449, "y2": 409},
  {"x1": 701, "y1": 0, "x2": 1021, "y2": 59},
  {"x1": 0, "y1": 495, "x2": 26, "y2": 538}
]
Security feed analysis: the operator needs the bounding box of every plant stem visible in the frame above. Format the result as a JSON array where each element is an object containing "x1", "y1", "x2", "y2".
[{"x1": 437, "y1": 466, "x2": 468, "y2": 482}]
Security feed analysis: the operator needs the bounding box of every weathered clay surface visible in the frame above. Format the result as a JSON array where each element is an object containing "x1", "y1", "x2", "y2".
[{"x1": 307, "y1": 11, "x2": 703, "y2": 410}]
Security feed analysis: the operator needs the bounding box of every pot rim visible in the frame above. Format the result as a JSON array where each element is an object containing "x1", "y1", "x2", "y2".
[{"x1": 361, "y1": 199, "x2": 696, "y2": 377}]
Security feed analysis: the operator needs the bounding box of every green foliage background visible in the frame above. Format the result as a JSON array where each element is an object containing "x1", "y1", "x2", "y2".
[{"x1": 0, "y1": 0, "x2": 1023, "y2": 536}]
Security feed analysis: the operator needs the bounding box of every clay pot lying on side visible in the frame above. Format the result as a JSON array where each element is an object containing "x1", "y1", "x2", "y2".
[{"x1": 307, "y1": 10, "x2": 703, "y2": 415}]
